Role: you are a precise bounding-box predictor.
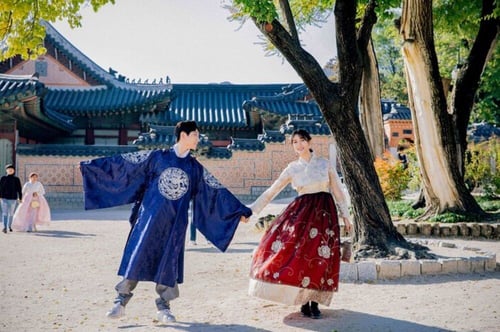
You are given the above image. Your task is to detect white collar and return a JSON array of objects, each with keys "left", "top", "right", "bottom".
[{"left": 173, "top": 144, "right": 190, "bottom": 158}]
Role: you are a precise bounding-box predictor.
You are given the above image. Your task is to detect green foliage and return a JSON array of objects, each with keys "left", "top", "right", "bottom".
[
  {"left": 476, "top": 197, "right": 500, "bottom": 212},
  {"left": 386, "top": 200, "right": 424, "bottom": 219},
  {"left": 0, "top": 0, "right": 115, "bottom": 61},
  {"left": 473, "top": 44, "right": 500, "bottom": 125},
  {"left": 374, "top": 152, "right": 411, "bottom": 201},
  {"left": 465, "top": 138, "right": 500, "bottom": 198},
  {"left": 231, "top": 0, "right": 278, "bottom": 24},
  {"left": 428, "top": 212, "right": 470, "bottom": 223}
]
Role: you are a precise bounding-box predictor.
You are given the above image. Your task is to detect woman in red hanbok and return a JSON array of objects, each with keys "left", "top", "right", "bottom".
[
  {"left": 12, "top": 173, "right": 51, "bottom": 232},
  {"left": 248, "top": 129, "right": 352, "bottom": 318}
]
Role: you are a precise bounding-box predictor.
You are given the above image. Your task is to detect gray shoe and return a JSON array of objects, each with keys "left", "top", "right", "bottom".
[
  {"left": 106, "top": 303, "right": 125, "bottom": 319},
  {"left": 157, "top": 308, "right": 176, "bottom": 323}
]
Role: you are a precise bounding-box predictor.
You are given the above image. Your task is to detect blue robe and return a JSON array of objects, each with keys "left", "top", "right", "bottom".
[{"left": 80, "top": 149, "right": 252, "bottom": 286}]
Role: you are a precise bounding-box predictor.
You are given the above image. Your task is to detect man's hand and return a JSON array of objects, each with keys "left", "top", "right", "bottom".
[{"left": 240, "top": 216, "right": 249, "bottom": 223}]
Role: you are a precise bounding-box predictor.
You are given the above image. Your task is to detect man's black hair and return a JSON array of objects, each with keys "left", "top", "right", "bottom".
[{"left": 174, "top": 121, "right": 199, "bottom": 142}]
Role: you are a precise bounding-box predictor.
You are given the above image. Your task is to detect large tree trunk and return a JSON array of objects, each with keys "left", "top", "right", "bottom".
[
  {"left": 359, "top": 38, "right": 385, "bottom": 158},
  {"left": 400, "top": 0, "right": 484, "bottom": 217},
  {"left": 252, "top": 0, "right": 432, "bottom": 259}
]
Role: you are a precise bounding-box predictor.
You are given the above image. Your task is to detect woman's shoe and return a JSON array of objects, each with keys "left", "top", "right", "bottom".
[
  {"left": 310, "top": 301, "right": 321, "bottom": 319},
  {"left": 300, "top": 302, "right": 311, "bottom": 317}
]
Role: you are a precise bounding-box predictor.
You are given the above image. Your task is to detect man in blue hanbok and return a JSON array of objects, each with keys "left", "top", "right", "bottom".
[{"left": 80, "top": 121, "right": 252, "bottom": 323}]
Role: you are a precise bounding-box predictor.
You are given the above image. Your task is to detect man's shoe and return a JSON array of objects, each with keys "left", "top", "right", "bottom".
[
  {"left": 106, "top": 303, "right": 125, "bottom": 319},
  {"left": 157, "top": 309, "right": 176, "bottom": 323},
  {"left": 9, "top": 228, "right": 12, "bottom": 232},
  {"left": 2, "top": 228, "right": 6, "bottom": 233},
  {"left": 310, "top": 301, "right": 321, "bottom": 319},
  {"left": 300, "top": 303, "right": 311, "bottom": 317}
]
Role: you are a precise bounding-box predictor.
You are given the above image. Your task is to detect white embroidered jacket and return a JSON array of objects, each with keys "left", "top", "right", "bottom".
[{"left": 249, "top": 154, "right": 349, "bottom": 217}]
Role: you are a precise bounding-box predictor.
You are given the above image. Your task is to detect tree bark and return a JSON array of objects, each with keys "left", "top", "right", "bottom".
[
  {"left": 359, "top": 38, "right": 385, "bottom": 158},
  {"left": 400, "top": 0, "right": 484, "bottom": 217}
]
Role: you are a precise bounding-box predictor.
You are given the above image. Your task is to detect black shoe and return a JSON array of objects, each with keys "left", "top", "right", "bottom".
[
  {"left": 2, "top": 228, "right": 6, "bottom": 234},
  {"left": 9, "top": 228, "right": 12, "bottom": 232},
  {"left": 310, "top": 301, "right": 321, "bottom": 319},
  {"left": 300, "top": 303, "right": 311, "bottom": 317}
]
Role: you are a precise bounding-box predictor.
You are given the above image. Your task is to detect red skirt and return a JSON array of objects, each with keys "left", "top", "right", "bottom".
[{"left": 249, "top": 192, "right": 341, "bottom": 306}]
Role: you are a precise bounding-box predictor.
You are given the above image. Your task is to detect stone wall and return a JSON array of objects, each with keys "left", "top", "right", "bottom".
[{"left": 16, "top": 135, "right": 333, "bottom": 209}]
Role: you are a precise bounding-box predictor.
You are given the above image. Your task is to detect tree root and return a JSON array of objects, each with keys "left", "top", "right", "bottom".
[{"left": 355, "top": 240, "right": 436, "bottom": 260}]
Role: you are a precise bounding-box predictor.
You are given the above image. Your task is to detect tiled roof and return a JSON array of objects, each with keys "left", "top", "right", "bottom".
[
  {"left": 44, "top": 84, "right": 172, "bottom": 116},
  {"left": 242, "top": 84, "right": 322, "bottom": 117},
  {"left": 140, "top": 83, "right": 303, "bottom": 128},
  {"left": 16, "top": 144, "right": 138, "bottom": 157},
  {"left": 258, "top": 129, "right": 286, "bottom": 143},
  {"left": 228, "top": 138, "right": 265, "bottom": 151},
  {"left": 280, "top": 115, "right": 332, "bottom": 135},
  {"left": 0, "top": 74, "right": 75, "bottom": 134},
  {"left": 383, "top": 105, "right": 412, "bottom": 120}
]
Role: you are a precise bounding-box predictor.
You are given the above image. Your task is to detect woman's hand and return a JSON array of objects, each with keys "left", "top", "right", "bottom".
[{"left": 341, "top": 217, "right": 352, "bottom": 234}]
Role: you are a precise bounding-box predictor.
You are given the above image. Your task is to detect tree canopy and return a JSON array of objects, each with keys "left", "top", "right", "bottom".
[{"left": 0, "top": 0, "right": 114, "bottom": 61}]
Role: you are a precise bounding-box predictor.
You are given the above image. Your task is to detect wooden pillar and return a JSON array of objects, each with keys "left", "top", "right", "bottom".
[
  {"left": 85, "top": 126, "right": 95, "bottom": 145},
  {"left": 118, "top": 126, "right": 128, "bottom": 145}
]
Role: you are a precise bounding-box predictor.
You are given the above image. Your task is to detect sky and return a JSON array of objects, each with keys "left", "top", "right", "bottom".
[{"left": 52, "top": 0, "right": 337, "bottom": 84}]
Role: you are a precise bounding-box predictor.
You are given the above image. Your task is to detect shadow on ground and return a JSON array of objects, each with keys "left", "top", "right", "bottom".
[
  {"left": 283, "top": 309, "right": 453, "bottom": 332},
  {"left": 118, "top": 322, "right": 272, "bottom": 331}
]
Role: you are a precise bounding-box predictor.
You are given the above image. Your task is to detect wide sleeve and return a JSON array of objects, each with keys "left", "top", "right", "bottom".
[
  {"left": 80, "top": 150, "right": 153, "bottom": 210},
  {"left": 328, "top": 167, "right": 350, "bottom": 218},
  {"left": 248, "top": 167, "right": 292, "bottom": 215},
  {"left": 192, "top": 166, "right": 252, "bottom": 252}
]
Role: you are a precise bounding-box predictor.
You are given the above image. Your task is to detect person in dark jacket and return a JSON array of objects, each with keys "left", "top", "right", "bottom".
[{"left": 0, "top": 164, "right": 23, "bottom": 233}]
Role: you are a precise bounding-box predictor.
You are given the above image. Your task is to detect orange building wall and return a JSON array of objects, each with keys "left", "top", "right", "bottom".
[{"left": 384, "top": 119, "right": 414, "bottom": 151}]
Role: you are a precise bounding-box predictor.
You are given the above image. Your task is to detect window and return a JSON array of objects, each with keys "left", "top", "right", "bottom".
[
  {"left": 35, "top": 61, "right": 48, "bottom": 76},
  {"left": 403, "top": 129, "right": 412, "bottom": 135},
  {"left": 392, "top": 132, "right": 399, "bottom": 137}
]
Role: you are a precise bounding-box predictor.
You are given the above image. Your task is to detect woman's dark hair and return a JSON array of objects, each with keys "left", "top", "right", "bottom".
[
  {"left": 291, "top": 129, "right": 312, "bottom": 142},
  {"left": 291, "top": 129, "right": 313, "bottom": 152},
  {"left": 174, "top": 121, "right": 199, "bottom": 142}
]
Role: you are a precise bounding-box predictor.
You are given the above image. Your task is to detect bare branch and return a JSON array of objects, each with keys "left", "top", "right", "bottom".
[{"left": 277, "top": 0, "right": 299, "bottom": 44}]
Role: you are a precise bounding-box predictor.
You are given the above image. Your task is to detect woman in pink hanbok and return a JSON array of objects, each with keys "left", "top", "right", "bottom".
[{"left": 12, "top": 173, "right": 51, "bottom": 232}]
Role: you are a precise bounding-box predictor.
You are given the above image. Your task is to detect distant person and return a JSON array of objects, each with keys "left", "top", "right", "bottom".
[
  {"left": 247, "top": 129, "right": 352, "bottom": 319},
  {"left": 12, "top": 172, "right": 51, "bottom": 232},
  {"left": 0, "top": 164, "right": 23, "bottom": 233},
  {"left": 80, "top": 121, "right": 252, "bottom": 323},
  {"left": 397, "top": 146, "right": 408, "bottom": 169}
]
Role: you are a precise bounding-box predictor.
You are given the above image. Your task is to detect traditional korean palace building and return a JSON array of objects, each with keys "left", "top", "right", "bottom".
[{"left": 0, "top": 21, "right": 412, "bottom": 208}]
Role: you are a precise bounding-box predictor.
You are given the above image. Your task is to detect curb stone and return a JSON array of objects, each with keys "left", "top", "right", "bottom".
[{"left": 340, "top": 239, "right": 497, "bottom": 282}]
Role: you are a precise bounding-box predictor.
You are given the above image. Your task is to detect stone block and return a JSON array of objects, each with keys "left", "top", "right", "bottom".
[
  {"left": 340, "top": 263, "right": 358, "bottom": 282},
  {"left": 470, "top": 257, "right": 485, "bottom": 272},
  {"left": 419, "top": 223, "right": 432, "bottom": 236},
  {"left": 357, "top": 261, "right": 377, "bottom": 282},
  {"left": 401, "top": 260, "right": 421, "bottom": 277},
  {"left": 440, "top": 226, "right": 451, "bottom": 237},
  {"left": 378, "top": 261, "right": 401, "bottom": 279},
  {"left": 480, "top": 224, "right": 493, "bottom": 238},
  {"left": 439, "top": 258, "right": 458, "bottom": 274},
  {"left": 457, "top": 258, "right": 471, "bottom": 273},
  {"left": 420, "top": 259, "right": 442, "bottom": 275},
  {"left": 396, "top": 223, "right": 407, "bottom": 235},
  {"left": 449, "top": 224, "right": 459, "bottom": 237},
  {"left": 458, "top": 223, "right": 469, "bottom": 237},
  {"left": 431, "top": 224, "right": 441, "bottom": 236},
  {"left": 469, "top": 223, "right": 481, "bottom": 237},
  {"left": 406, "top": 223, "right": 418, "bottom": 235},
  {"left": 484, "top": 253, "right": 497, "bottom": 272}
]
